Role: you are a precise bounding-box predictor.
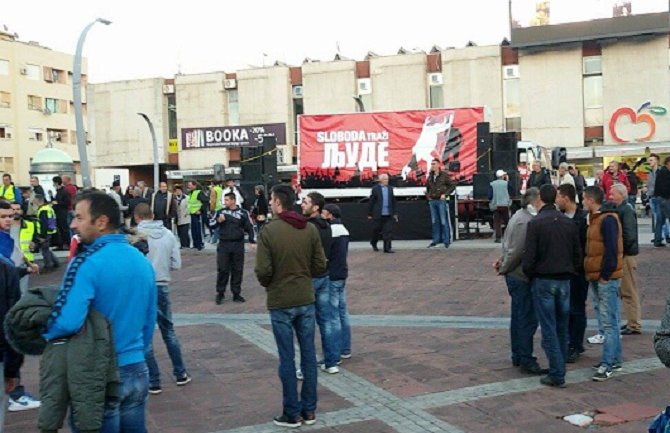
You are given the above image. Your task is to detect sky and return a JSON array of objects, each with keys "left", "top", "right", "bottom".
[{"left": 3, "top": 0, "right": 512, "bottom": 83}]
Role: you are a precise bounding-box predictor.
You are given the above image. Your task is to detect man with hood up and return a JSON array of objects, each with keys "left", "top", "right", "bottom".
[{"left": 134, "top": 203, "right": 191, "bottom": 395}]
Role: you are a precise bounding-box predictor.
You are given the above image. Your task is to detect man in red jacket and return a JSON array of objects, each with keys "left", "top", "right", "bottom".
[{"left": 600, "top": 161, "right": 630, "bottom": 198}]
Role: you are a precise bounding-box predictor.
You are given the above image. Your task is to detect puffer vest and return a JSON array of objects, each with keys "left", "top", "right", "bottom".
[{"left": 584, "top": 210, "right": 623, "bottom": 282}]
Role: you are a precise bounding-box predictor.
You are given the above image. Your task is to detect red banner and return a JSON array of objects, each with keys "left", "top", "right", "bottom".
[{"left": 299, "top": 108, "right": 484, "bottom": 188}]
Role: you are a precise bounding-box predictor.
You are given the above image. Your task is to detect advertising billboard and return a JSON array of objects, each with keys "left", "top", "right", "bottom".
[
  {"left": 181, "top": 123, "right": 286, "bottom": 150},
  {"left": 510, "top": 0, "right": 670, "bottom": 48},
  {"left": 299, "top": 108, "right": 484, "bottom": 188}
]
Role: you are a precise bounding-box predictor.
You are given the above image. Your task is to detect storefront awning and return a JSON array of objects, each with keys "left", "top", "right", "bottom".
[{"left": 593, "top": 141, "right": 670, "bottom": 157}]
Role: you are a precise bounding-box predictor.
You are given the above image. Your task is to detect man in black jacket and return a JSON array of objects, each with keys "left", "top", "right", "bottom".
[
  {"left": 211, "top": 193, "right": 255, "bottom": 304},
  {"left": 367, "top": 174, "right": 398, "bottom": 253},
  {"left": 426, "top": 159, "right": 456, "bottom": 248},
  {"left": 151, "top": 182, "right": 177, "bottom": 230},
  {"left": 522, "top": 185, "right": 581, "bottom": 388},
  {"left": 0, "top": 200, "right": 24, "bottom": 426},
  {"left": 653, "top": 156, "right": 670, "bottom": 247},
  {"left": 607, "top": 184, "right": 641, "bottom": 335},
  {"left": 527, "top": 161, "right": 552, "bottom": 190},
  {"left": 556, "top": 184, "right": 589, "bottom": 363},
  {"left": 51, "top": 176, "right": 71, "bottom": 250}
]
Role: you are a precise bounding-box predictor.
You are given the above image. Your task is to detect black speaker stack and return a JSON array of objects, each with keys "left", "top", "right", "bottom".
[{"left": 475, "top": 123, "right": 520, "bottom": 199}]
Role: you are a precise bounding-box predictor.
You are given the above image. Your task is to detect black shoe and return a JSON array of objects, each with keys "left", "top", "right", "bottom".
[
  {"left": 383, "top": 250, "right": 395, "bottom": 254},
  {"left": 566, "top": 351, "right": 580, "bottom": 363},
  {"left": 520, "top": 364, "right": 549, "bottom": 375},
  {"left": 621, "top": 327, "right": 641, "bottom": 335},
  {"left": 370, "top": 242, "right": 379, "bottom": 252},
  {"left": 427, "top": 243, "right": 437, "bottom": 248},
  {"left": 273, "top": 414, "right": 302, "bottom": 428},
  {"left": 215, "top": 294, "right": 224, "bottom": 305},
  {"left": 233, "top": 295, "right": 246, "bottom": 303},
  {"left": 444, "top": 243, "right": 450, "bottom": 248},
  {"left": 301, "top": 411, "right": 316, "bottom": 426},
  {"left": 654, "top": 242, "right": 666, "bottom": 247},
  {"left": 620, "top": 324, "right": 628, "bottom": 330},
  {"left": 540, "top": 375, "right": 566, "bottom": 388},
  {"left": 666, "top": 237, "right": 670, "bottom": 244},
  {"left": 494, "top": 238, "right": 501, "bottom": 243},
  {"left": 148, "top": 385, "right": 162, "bottom": 395}
]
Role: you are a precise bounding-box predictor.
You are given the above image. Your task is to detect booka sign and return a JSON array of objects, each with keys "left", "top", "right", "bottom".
[{"left": 181, "top": 123, "right": 286, "bottom": 149}]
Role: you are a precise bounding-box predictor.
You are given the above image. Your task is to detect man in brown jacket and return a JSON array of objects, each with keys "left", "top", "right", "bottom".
[
  {"left": 426, "top": 159, "right": 456, "bottom": 248},
  {"left": 255, "top": 184, "right": 327, "bottom": 428},
  {"left": 582, "top": 186, "right": 624, "bottom": 382}
]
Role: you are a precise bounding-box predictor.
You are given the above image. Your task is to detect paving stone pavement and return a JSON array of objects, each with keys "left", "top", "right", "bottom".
[{"left": 6, "top": 238, "right": 670, "bottom": 432}]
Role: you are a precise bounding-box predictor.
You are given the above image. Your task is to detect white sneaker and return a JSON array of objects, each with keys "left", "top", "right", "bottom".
[
  {"left": 320, "top": 365, "right": 339, "bottom": 374},
  {"left": 8, "top": 395, "right": 41, "bottom": 412},
  {"left": 296, "top": 368, "right": 304, "bottom": 380},
  {"left": 587, "top": 334, "right": 605, "bottom": 344}
]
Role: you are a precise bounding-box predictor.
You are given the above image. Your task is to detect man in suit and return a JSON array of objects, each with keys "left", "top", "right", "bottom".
[{"left": 367, "top": 173, "right": 398, "bottom": 253}]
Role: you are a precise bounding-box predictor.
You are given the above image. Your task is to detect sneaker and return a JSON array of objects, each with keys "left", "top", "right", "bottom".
[
  {"left": 296, "top": 368, "right": 304, "bottom": 380},
  {"left": 233, "top": 295, "right": 246, "bottom": 303},
  {"left": 148, "top": 386, "right": 162, "bottom": 395},
  {"left": 540, "top": 375, "right": 566, "bottom": 388},
  {"left": 620, "top": 327, "right": 641, "bottom": 335},
  {"left": 273, "top": 414, "right": 302, "bottom": 428},
  {"left": 427, "top": 243, "right": 437, "bottom": 248},
  {"left": 340, "top": 352, "right": 352, "bottom": 359},
  {"left": 444, "top": 243, "right": 450, "bottom": 248},
  {"left": 566, "top": 351, "right": 580, "bottom": 363},
  {"left": 587, "top": 334, "right": 605, "bottom": 344},
  {"left": 176, "top": 374, "right": 191, "bottom": 386},
  {"left": 318, "top": 359, "right": 342, "bottom": 367},
  {"left": 591, "top": 362, "right": 623, "bottom": 372},
  {"left": 592, "top": 365, "right": 613, "bottom": 381},
  {"left": 320, "top": 365, "right": 340, "bottom": 374},
  {"left": 302, "top": 411, "right": 317, "bottom": 425},
  {"left": 8, "top": 395, "right": 41, "bottom": 411}
]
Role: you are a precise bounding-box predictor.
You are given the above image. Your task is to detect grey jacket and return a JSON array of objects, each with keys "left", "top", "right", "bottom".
[
  {"left": 654, "top": 294, "right": 670, "bottom": 367},
  {"left": 137, "top": 220, "right": 181, "bottom": 284},
  {"left": 175, "top": 194, "right": 191, "bottom": 226},
  {"left": 489, "top": 179, "right": 511, "bottom": 211},
  {"left": 499, "top": 208, "right": 534, "bottom": 282}
]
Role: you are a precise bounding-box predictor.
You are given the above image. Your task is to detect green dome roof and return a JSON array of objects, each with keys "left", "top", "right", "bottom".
[{"left": 32, "top": 148, "right": 74, "bottom": 165}]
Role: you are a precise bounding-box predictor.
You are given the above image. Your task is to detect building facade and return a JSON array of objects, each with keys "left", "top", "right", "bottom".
[{"left": 0, "top": 29, "right": 87, "bottom": 185}]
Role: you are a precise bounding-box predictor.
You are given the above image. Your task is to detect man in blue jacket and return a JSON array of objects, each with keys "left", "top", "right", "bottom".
[{"left": 44, "top": 192, "right": 156, "bottom": 432}]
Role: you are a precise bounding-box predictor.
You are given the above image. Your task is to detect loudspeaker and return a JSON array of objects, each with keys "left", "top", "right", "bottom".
[
  {"left": 473, "top": 172, "right": 493, "bottom": 199},
  {"left": 477, "top": 148, "right": 491, "bottom": 173},
  {"left": 551, "top": 147, "right": 567, "bottom": 169},
  {"left": 493, "top": 150, "right": 517, "bottom": 174},
  {"left": 477, "top": 122, "right": 491, "bottom": 151},
  {"left": 241, "top": 146, "right": 263, "bottom": 183},
  {"left": 506, "top": 171, "right": 520, "bottom": 198},
  {"left": 493, "top": 132, "right": 516, "bottom": 152},
  {"left": 261, "top": 136, "right": 278, "bottom": 183}
]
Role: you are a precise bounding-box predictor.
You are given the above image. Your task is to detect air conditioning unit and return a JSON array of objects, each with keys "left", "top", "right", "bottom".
[
  {"left": 428, "top": 73, "right": 443, "bottom": 86},
  {"left": 357, "top": 78, "right": 372, "bottom": 95},
  {"left": 503, "top": 65, "right": 519, "bottom": 79},
  {"left": 224, "top": 79, "right": 237, "bottom": 89},
  {"left": 292, "top": 85, "right": 303, "bottom": 98},
  {"left": 19, "top": 67, "right": 27, "bottom": 75},
  {"left": 162, "top": 84, "right": 174, "bottom": 94}
]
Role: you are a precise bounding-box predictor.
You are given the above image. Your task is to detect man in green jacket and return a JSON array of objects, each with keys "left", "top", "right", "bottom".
[{"left": 255, "top": 184, "right": 327, "bottom": 428}]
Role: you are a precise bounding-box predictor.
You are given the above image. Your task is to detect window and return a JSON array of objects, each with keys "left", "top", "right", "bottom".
[
  {"left": 167, "top": 95, "right": 177, "bottom": 139},
  {"left": 293, "top": 97, "right": 304, "bottom": 145},
  {"left": 583, "top": 75, "right": 603, "bottom": 109},
  {"left": 503, "top": 78, "right": 521, "bottom": 118},
  {"left": 47, "top": 129, "right": 68, "bottom": 143},
  {"left": 429, "top": 86, "right": 444, "bottom": 108},
  {"left": 0, "top": 60, "right": 8, "bottom": 76},
  {"left": 25, "top": 64, "right": 40, "bottom": 80},
  {"left": 45, "top": 98, "right": 57, "bottom": 113},
  {"left": 0, "top": 91, "right": 10, "bottom": 108},
  {"left": 27, "top": 95, "right": 42, "bottom": 111},
  {"left": 227, "top": 90, "right": 239, "bottom": 125},
  {"left": 0, "top": 157, "right": 14, "bottom": 173},
  {"left": 28, "top": 128, "right": 44, "bottom": 141},
  {"left": 583, "top": 56, "right": 602, "bottom": 75},
  {"left": 0, "top": 126, "right": 12, "bottom": 139}
]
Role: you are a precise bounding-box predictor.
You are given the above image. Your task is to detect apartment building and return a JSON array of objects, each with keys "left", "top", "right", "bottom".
[{"left": 0, "top": 29, "right": 86, "bottom": 185}]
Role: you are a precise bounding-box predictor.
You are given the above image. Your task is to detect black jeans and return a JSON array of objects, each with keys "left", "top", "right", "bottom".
[
  {"left": 55, "top": 209, "right": 70, "bottom": 248},
  {"left": 371, "top": 216, "right": 394, "bottom": 251},
  {"left": 216, "top": 241, "right": 245, "bottom": 296},
  {"left": 568, "top": 274, "right": 588, "bottom": 354},
  {"left": 493, "top": 206, "right": 510, "bottom": 241},
  {"left": 177, "top": 224, "right": 190, "bottom": 248}
]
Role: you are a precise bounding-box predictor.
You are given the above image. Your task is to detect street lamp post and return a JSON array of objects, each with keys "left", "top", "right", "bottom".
[
  {"left": 73, "top": 18, "right": 111, "bottom": 188},
  {"left": 137, "top": 113, "right": 159, "bottom": 189}
]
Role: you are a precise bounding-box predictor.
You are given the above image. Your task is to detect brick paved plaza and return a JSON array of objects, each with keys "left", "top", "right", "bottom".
[{"left": 6, "top": 236, "right": 670, "bottom": 433}]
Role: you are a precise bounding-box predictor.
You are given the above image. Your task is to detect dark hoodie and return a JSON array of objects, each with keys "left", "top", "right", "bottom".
[
  {"left": 307, "top": 216, "right": 332, "bottom": 277},
  {"left": 255, "top": 211, "right": 327, "bottom": 310}
]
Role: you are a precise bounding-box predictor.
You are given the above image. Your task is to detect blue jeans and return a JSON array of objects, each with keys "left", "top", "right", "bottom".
[
  {"left": 330, "top": 279, "right": 352, "bottom": 355},
  {"left": 270, "top": 305, "right": 317, "bottom": 418},
  {"left": 505, "top": 275, "right": 538, "bottom": 367},
  {"left": 190, "top": 214, "right": 203, "bottom": 249},
  {"left": 70, "top": 362, "right": 149, "bottom": 433},
  {"left": 592, "top": 280, "right": 623, "bottom": 368},
  {"left": 428, "top": 199, "right": 451, "bottom": 245},
  {"left": 313, "top": 276, "right": 341, "bottom": 367},
  {"left": 652, "top": 197, "right": 670, "bottom": 242},
  {"left": 145, "top": 285, "right": 187, "bottom": 387},
  {"left": 531, "top": 278, "right": 570, "bottom": 381}
]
